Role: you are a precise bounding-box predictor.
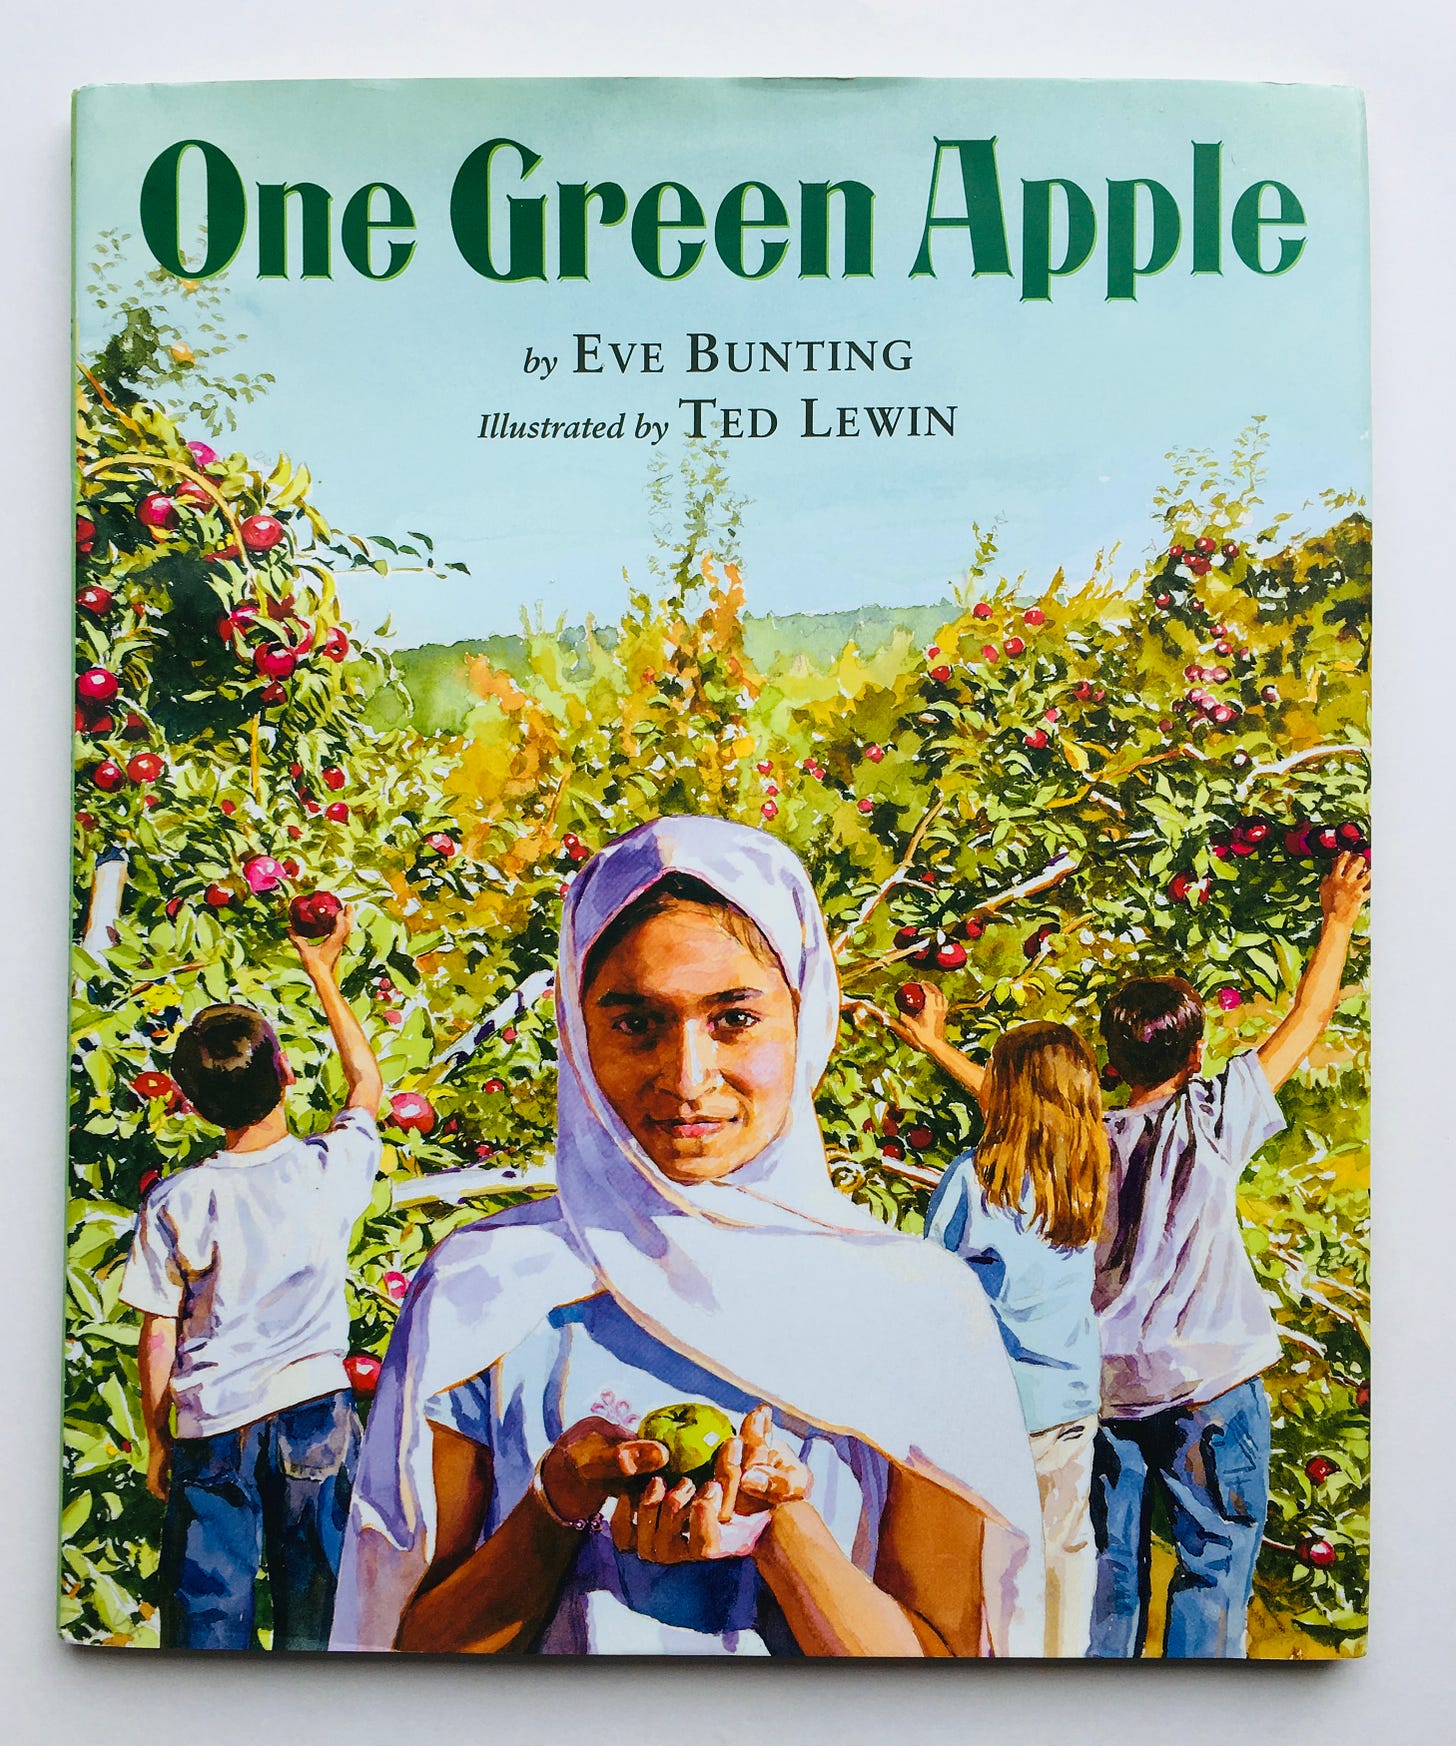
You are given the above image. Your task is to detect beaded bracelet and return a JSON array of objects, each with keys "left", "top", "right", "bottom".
[{"left": 530, "top": 1456, "right": 599, "bottom": 1533}]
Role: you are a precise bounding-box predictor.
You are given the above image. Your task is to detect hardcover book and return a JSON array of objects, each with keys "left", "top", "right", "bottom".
[{"left": 66, "top": 77, "right": 1371, "bottom": 1658}]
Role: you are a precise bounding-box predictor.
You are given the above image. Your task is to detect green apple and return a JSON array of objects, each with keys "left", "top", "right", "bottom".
[{"left": 637, "top": 1402, "right": 735, "bottom": 1482}]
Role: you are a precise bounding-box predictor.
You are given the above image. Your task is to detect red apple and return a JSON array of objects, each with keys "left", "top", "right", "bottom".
[
  {"left": 76, "top": 515, "right": 96, "bottom": 552},
  {"left": 1154, "top": 593, "right": 1172, "bottom": 608},
  {"left": 1023, "top": 607, "right": 1046, "bottom": 627},
  {"left": 863, "top": 744, "right": 884, "bottom": 763},
  {"left": 972, "top": 602, "right": 993, "bottom": 620},
  {"left": 1194, "top": 536, "right": 1217, "bottom": 555},
  {"left": 934, "top": 941, "right": 967, "bottom": 971},
  {"left": 1024, "top": 729, "right": 1049, "bottom": 750},
  {"left": 281, "top": 858, "right": 300, "bottom": 878},
  {"left": 1216, "top": 987, "right": 1243, "bottom": 1012},
  {"left": 483, "top": 1078, "right": 506, "bottom": 1096},
  {"left": 253, "top": 643, "right": 297, "bottom": 680},
  {"left": 133, "top": 1071, "right": 174, "bottom": 1100},
  {"left": 259, "top": 680, "right": 287, "bottom": 705},
  {"left": 1168, "top": 544, "right": 1186, "bottom": 559},
  {"left": 175, "top": 478, "right": 213, "bottom": 508},
  {"left": 187, "top": 440, "right": 218, "bottom": 468},
  {"left": 1305, "top": 1456, "right": 1337, "bottom": 1484},
  {"left": 1312, "top": 826, "right": 1340, "bottom": 855},
  {"left": 324, "top": 801, "right": 349, "bottom": 825},
  {"left": 963, "top": 916, "right": 986, "bottom": 941},
  {"left": 980, "top": 645, "right": 999, "bottom": 664},
  {"left": 344, "top": 1352, "right": 382, "bottom": 1396},
  {"left": 755, "top": 760, "right": 773, "bottom": 775},
  {"left": 930, "top": 664, "right": 953, "bottom": 683},
  {"left": 761, "top": 799, "right": 778, "bottom": 820},
  {"left": 77, "top": 667, "right": 119, "bottom": 704},
  {"left": 77, "top": 586, "right": 113, "bottom": 616},
  {"left": 92, "top": 759, "right": 126, "bottom": 792},
  {"left": 242, "top": 855, "right": 286, "bottom": 895},
  {"left": 289, "top": 890, "right": 343, "bottom": 938},
  {"left": 389, "top": 1092, "right": 436, "bottom": 1135},
  {"left": 426, "top": 831, "right": 459, "bottom": 857},
  {"left": 321, "top": 766, "right": 346, "bottom": 792},
  {"left": 1003, "top": 636, "right": 1026, "bottom": 657},
  {"left": 906, "top": 1124, "right": 935, "bottom": 1151},
  {"left": 120, "top": 712, "right": 148, "bottom": 741},
  {"left": 382, "top": 1270, "right": 410, "bottom": 1303},
  {"left": 894, "top": 926, "right": 922, "bottom": 950},
  {"left": 240, "top": 513, "right": 285, "bottom": 552},
  {"left": 321, "top": 626, "right": 350, "bottom": 662},
  {"left": 1222, "top": 541, "right": 1240, "bottom": 558},
  {"left": 126, "top": 752, "right": 164, "bottom": 784},
  {"left": 879, "top": 1137, "right": 906, "bottom": 1160},
  {"left": 204, "top": 883, "right": 234, "bottom": 908},
  {"left": 894, "top": 982, "right": 928, "bottom": 1018},
  {"left": 136, "top": 493, "right": 179, "bottom": 530},
  {"left": 926, "top": 645, "right": 940, "bottom": 659},
  {"left": 219, "top": 799, "right": 237, "bottom": 815},
  {"left": 1296, "top": 1538, "right": 1337, "bottom": 1569},
  {"left": 856, "top": 797, "right": 874, "bottom": 815},
  {"left": 1023, "top": 923, "right": 1058, "bottom": 960},
  {"left": 1189, "top": 556, "right": 1212, "bottom": 576},
  {"left": 1285, "top": 824, "right": 1315, "bottom": 858},
  {"left": 1169, "top": 871, "right": 1208, "bottom": 905}
]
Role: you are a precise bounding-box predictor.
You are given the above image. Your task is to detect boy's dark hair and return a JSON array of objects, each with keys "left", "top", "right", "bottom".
[
  {"left": 1101, "top": 977, "right": 1205, "bottom": 1088},
  {"left": 172, "top": 1005, "right": 288, "bottom": 1130}
]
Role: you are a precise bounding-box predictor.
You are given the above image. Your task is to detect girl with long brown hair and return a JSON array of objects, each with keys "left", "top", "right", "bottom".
[{"left": 867, "top": 987, "right": 1109, "bottom": 1657}]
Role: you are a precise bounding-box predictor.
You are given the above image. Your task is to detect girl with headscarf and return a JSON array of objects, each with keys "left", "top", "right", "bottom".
[{"left": 330, "top": 817, "right": 1043, "bottom": 1656}]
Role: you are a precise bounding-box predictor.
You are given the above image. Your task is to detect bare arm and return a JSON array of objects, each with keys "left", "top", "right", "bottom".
[
  {"left": 1257, "top": 854, "right": 1370, "bottom": 1092},
  {"left": 137, "top": 1313, "right": 178, "bottom": 1502},
  {"left": 396, "top": 1417, "right": 668, "bottom": 1654},
  {"left": 754, "top": 1464, "right": 986, "bottom": 1657},
  {"left": 846, "top": 985, "right": 986, "bottom": 1100},
  {"left": 290, "top": 905, "right": 384, "bottom": 1115}
]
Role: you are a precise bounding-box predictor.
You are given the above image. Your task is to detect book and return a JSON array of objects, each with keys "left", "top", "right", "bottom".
[{"left": 67, "top": 76, "right": 1371, "bottom": 1658}]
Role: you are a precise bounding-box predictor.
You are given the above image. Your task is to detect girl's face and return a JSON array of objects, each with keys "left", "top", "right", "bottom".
[{"left": 582, "top": 901, "right": 799, "bottom": 1185}]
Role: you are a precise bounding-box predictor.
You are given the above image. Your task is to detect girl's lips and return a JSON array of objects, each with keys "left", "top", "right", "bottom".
[{"left": 653, "top": 1116, "right": 736, "bottom": 1140}]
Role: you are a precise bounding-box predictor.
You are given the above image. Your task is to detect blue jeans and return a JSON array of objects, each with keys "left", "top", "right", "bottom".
[
  {"left": 1088, "top": 1377, "right": 1270, "bottom": 1659},
  {"left": 160, "top": 1389, "right": 360, "bottom": 1651}
]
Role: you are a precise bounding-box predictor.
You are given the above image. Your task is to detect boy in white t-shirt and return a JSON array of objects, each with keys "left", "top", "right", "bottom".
[
  {"left": 120, "top": 904, "right": 383, "bottom": 1650},
  {"left": 1089, "top": 852, "right": 1370, "bottom": 1658}
]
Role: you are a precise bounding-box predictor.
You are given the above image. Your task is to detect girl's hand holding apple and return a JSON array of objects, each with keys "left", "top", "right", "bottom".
[{"left": 609, "top": 1404, "right": 813, "bottom": 1564}]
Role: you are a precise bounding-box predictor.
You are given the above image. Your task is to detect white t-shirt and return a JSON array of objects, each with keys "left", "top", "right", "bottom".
[
  {"left": 1094, "top": 1051, "right": 1285, "bottom": 1418},
  {"left": 119, "top": 1108, "right": 381, "bottom": 1437}
]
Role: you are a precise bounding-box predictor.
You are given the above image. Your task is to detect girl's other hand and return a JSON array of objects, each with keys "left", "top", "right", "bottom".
[
  {"left": 845, "top": 981, "right": 949, "bottom": 1055},
  {"left": 538, "top": 1416, "right": 669, "bottom": 1524}
]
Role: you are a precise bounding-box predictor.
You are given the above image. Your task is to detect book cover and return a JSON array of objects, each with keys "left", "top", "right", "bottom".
[{"left": 66, "top": 77, "right": 1371, "bottom": 1658}]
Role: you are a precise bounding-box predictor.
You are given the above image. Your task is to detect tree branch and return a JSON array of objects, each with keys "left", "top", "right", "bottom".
[
  {"left": 1235, "top": 742, "right": 1369, "bottom": 798},
  {"left": 829, "top": 795, "right": 945, "bottom": 957}
]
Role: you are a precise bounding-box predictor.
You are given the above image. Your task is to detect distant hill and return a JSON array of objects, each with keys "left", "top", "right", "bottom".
[{"left": 365, "top": 602, "right": 956, "bottom": 734}]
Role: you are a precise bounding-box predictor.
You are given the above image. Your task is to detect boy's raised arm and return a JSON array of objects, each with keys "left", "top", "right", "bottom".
[
  {"left": 845, "top": 983, "right": 987, "bottom": 1100},
  {"left": 290, "top": 904, "right": 385, "bottom": 1116},
  {"left": 1257, "top": 853, "right": 1370, "bottom": 1093}
]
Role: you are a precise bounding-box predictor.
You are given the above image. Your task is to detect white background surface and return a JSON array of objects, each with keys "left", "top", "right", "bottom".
[{"left": 3, "top": 3, "right": 1452, "bottom": 1739}]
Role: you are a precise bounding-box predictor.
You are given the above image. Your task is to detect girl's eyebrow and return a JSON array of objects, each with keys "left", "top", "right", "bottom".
[{"left": 594, "top": 986, "right": 767, "bottom": 1008}]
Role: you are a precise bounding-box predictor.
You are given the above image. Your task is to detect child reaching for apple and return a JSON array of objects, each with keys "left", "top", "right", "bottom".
[
  {"left": 848, "top": 995, "right": 1109, "bottom": 1657},
  {"left": 858, "top": 849, "right": 1371, "bottom": 1659},
  {"left": 119, "top": 902, "right": 384, "bottom": 1651}
]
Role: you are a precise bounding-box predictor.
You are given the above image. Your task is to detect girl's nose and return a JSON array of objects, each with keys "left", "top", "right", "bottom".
[{"left": 662, "top": 1019, "right": 721, "bottom": 1101}]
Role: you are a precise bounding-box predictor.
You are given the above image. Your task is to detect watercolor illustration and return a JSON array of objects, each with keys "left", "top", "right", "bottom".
[{"left": 65, "top": 78, "right": 1370, "bottom": 1658}]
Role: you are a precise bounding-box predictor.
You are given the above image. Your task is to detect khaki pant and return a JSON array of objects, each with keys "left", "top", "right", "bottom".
[{"left": 1029, "top": 1413, "right": 1098, "bottom": 1658}]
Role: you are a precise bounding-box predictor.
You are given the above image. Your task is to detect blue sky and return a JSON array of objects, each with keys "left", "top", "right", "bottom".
[{"left": 73, "top": 78, "right": 1369, "bottom": 647}]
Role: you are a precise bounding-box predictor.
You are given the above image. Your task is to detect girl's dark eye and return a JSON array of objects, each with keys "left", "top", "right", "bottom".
[
  {"left": 611, "top": 1013, "right": 656, "bottom": 1038},
  {"left": 717, "top": 1008, "right": 760, "bottom": 1032}
]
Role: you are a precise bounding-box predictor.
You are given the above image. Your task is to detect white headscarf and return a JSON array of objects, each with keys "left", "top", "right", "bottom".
[{"left": 331, "top": 817, "right": 1043, "bottom": 1655}]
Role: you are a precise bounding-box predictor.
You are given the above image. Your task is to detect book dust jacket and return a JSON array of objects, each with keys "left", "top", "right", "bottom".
[{"left": 66, "top": 78, "right": 1371, "bottom": 1659}]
